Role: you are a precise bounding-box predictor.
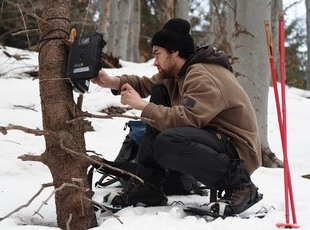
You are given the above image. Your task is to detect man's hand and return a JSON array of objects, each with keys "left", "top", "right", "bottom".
[
  {"left": 91, "top": 69, "right": 120, "bottom": 90},
  {"left": 120, "top": 83, "right": 148, "bottom": 110}
]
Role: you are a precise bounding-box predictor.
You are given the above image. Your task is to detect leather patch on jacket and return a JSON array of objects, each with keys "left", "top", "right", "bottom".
[{"left": 182, "top": 97, "right": 196, "bottom": 109}]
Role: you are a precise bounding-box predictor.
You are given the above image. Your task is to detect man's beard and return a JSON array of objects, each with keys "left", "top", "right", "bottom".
[
  {"left": 159, "top": 69, "right": 175, "bottom": 80},
  {"left": 158, "top": 57, "right": 176, "bottom": 79}
]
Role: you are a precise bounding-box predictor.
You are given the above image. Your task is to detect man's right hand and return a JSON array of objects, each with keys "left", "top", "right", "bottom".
[{"left": 91, "top": 69, "right": 120, "bottom": 90}]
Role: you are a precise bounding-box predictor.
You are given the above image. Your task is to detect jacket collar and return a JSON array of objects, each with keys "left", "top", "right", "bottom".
[{"left": 178, "top": 46, "right": 233, "bottom": 78}]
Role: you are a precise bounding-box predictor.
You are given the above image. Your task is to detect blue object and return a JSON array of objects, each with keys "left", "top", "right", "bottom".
[{"left": 127, "top": 120, "right": 146, "bottom": 145}]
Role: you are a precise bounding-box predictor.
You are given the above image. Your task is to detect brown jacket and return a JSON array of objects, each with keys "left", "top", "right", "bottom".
[{"left": 117, "top": 47, "right": 261, "bottom": 175}]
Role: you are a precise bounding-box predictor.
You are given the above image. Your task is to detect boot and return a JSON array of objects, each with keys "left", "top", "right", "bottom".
[
  {"left": 219, "top": 183, "right": 263, "bottom": 215},
  {"left": 104, "top": 178, "right": 168, "bottom": 208}
]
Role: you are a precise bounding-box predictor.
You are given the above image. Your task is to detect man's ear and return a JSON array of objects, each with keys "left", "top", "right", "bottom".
[{"left": 172, "top": 50, "right": 179, "bottom": 58}]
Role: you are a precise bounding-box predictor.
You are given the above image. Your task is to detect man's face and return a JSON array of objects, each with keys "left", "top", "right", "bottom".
[{"left": 152, "top": 45, "right": 178, "bottom": 78}]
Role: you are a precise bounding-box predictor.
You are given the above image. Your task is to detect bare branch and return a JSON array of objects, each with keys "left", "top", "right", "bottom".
[
  {"left": 59, "top": 139, "right": 144, "bottom": 183},
  {"left": 83, "top": 197, "right": 123, "bottom": 224},
  {"left": 28, "top": 0, "right": 41, "bottom": 34},
  {"left": 1, "top": 0, "right": 5, "bottom": 15},
  {"left": 283, "top": 0, "right": 303, "bottom": 13},
  {"left": 66, "top": 213, "right": 73, "bottom": 230},
  {"left": 86, "top": 150, "right": 102, "bottom": 156},
  {"left": 0, "top": 183, "right": 54, "bottom": 222},
  {"left": 16, "top": 1, "right": 31, "bottom": 49},
  {"left": 83, "top": 111, "right": 139, "bottom": 120},
  {"left": 13, "top": 104, "right": 38, "bottom": 111},
  {"left": 0, "top": 181, "right": 123, "bottom": 225},
  {"left": 77, "top": 94, "right": 84, "bottom": 111},
  {"left": 34, "top": 182, "right": 84, "bottom": 217},
  {"left": 66, "top": 111, "right": 155, "bottom": 125},
  {"left": 2, "top": 51, "right": 31, "bottom": 60},
  {"left": 234, "top": 21, "right": 255, "bottom": 38},
  {"left": 80, "top": 0, "right": 91, "bottom": 37},
  {"left": 18, "top": 154, "right": 43, "bottom": 162},
  {"left": 11, "top": 29, "right": 39, "bottom": 36},
  {"left": 0, "top": 124, "right": 53, "bottom": 136},
  {"left": 4, "top": 0, "right": 47, "bottom": 23},
  {"left": 34, "top": 181, "right": 123, "bottom": 224}
]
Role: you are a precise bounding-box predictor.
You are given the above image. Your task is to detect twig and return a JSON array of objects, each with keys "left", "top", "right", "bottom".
[
  {"left": 66, "top": 213, "right": 72, "bottom": 230},
  {"left": 34, "top": 181, "right": 123, "bottom": 225},
  {"left": 83, "top": 197, "right": 123, "bottom": 224},
  {"left": 0, "top": 179, "right": 122, "bottom": 224},
  {"left": 0, "top": 124, "right": 52, "bottom": 136},
  {"left": 4, "top": 0, "right": 47, "bottom": 23},
  {"left": 19, "top": 8, "right": 30, "bottom": 49},
  {"left": 59, "top": 139, "right": 144, "bottom": 183},
  {"left": 2, "top": 50, "right": 30, "bottom": 60},
  {"left": 86, "top": 150, "right": 102, "bottom": 156},
  {"left": 77, "top": 94, "right": 84, "bottom": 110},
  {"left": 11, "top": 29, "right": 39, "bottom": 36},
  {"left": 13, "top": 104, "right": 38, "bottom": 112},
  {"left": 18, "top": 154, "right": 43, "bottom": 162},
  {"left": 1, "top": 0, "right": 5, "bottom": 15},
  {"left": 39, "top": 77, "right": 71, "bottom": 82},
  {"left": 34, "top": 182, "right": 84, "bottom": 217},
  {"left": 38, "top": 182, "right": 123, "bottom": 225},
  {"left": 283, "top": 0, "right": 303, "bottom": 13},
  {"left": 7, "top": 0, "right": 32, "bottom": 49},
  {"left": 0, "top": 139, "right": 21, "bottom": 145},
  {"left": 0, "top": 183, "right": 54, "bottom": 222},
  {"left": 66, "top": 111, "right": 155, "bottom": 125},
  {"left": 84, "top": 111, "right": 139, "bottom": 120},
  {"left": 29, "top": 0, "right": 41, "bottom": 34},
  {"left": 80, "top": 0, "right": 91, "bottom": 37}
]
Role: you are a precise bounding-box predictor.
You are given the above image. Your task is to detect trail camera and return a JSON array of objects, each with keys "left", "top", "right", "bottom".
[{"left": 67, "top": 32, "right": 106, "bottom": 93}]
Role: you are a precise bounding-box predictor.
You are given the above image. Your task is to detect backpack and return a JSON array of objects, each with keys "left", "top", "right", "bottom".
[{"left": 88, "top": 120, "right": 207, "bottom": 196}]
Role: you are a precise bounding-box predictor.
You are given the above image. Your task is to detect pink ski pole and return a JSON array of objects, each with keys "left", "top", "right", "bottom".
[{"left": 264, "top": 14, "right": 299, "bottom": 228}]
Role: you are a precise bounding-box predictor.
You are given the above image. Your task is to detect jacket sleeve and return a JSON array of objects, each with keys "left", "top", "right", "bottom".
[
  {"left": 116, "top": 74, "right": 161, "bottom": 98},
  {"left": 141, "top": 65, "right": 226, "bottom": 131}
]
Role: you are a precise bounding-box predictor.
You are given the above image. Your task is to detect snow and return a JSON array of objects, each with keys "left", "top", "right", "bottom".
[{"left": 1, "top": 45, "right": 310, "bottom": 230}]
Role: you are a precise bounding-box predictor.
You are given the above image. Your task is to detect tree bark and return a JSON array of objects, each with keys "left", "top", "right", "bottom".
[
  {"left": 226, "top": 0, "right": 283, "bottom": 168},
  {"left": 99, "top": 0, "right": 111, "bottom": 34},
  {"left": 270, "top": 0, "right": 283, "bottom": 86},
  {"left": 156, "top": 0, "right": 174, "bottom": 23},
  {"left": 127, "top": 0, "right": 141, "bottom": 62},
  {"left": 209, "top": 0, "right": 230, "bottom": 53},
  {"left": 39, "top": 0, "right": 97, "bottom": 229},
  {"left": 306, "top": 0, "right": 310, "bottom": 90},
  {"left": 114, "top": 0, "right": 133, "bottom": 60},
  {"left": 175, "top": 0, "right": 189, "bottom": 20},
  {"left": 106, "top": 0, "right": 118, "bottom": 55}
]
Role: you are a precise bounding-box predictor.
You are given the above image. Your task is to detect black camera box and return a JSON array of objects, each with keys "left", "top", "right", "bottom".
[{"left": 67, "top": 32, "right": 105, "bottom": 81}]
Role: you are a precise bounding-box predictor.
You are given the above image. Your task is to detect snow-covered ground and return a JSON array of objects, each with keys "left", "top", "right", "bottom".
[{"left": 0, "top": 46, "right": 310, "bottom": 229}]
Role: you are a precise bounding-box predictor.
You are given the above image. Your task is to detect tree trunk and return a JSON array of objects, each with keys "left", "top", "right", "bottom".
[
  {"left": 106, "top": 0, "right": 118, "bottom": 55},
  {"left": 226, "top": 0, "right": 283, "bottom": 168},
  {"left": 99, "top": 0, "right": 111, "bottom": 34},
  {"left": 114, "top": 0, "right": 133, "bottom": 60},
  {"left": 127, "top": 0, "right": 141, "bottom": 62},
  {"left": 156, "top": 0, "right": 174, "bottom": 23},
  {"left": 270, "top": 0, "right": 283, "bottom": 86},
  {"left": 175, "top": 0, "right": 190, "bottom": 20},
  {"left": 208, "top": 1, "right": 219, "bottom": 47},
  {"left": 306, "top": 0, "right": 310, "bottom": 90},
  {"left": 39, "top": 0, "right": 97, "bottom": 229},
  {"left": 209, "top": 0, "right": 230, "bottom": 53}
]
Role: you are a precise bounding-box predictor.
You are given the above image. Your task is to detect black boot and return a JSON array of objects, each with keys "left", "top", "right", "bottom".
[
  {"left": 104, "top": 178, "right": 168, "bottom": 208},
  {"left": 213, "top": 160, "right": 263, "bottom": 216},
  {"left": 219, "top": 183, "right": 263, "bottom": 215}
]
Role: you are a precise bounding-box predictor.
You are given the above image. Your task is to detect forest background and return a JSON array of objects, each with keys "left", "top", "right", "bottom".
[
  {"left": 0, "top": 1, "right": 309, "bottom": 229},
  {"left": 0, "top": 0, "right": 308, "bottom": 90}
]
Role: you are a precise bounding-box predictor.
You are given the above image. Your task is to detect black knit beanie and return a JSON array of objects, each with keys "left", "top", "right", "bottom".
[{"left": 151, "top": 18, "right": 195, "bottom": 53}]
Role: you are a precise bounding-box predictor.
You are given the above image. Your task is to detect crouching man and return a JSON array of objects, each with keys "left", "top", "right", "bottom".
[{"left": 92, "top": 18, "right": 262, "bottom": 216}]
